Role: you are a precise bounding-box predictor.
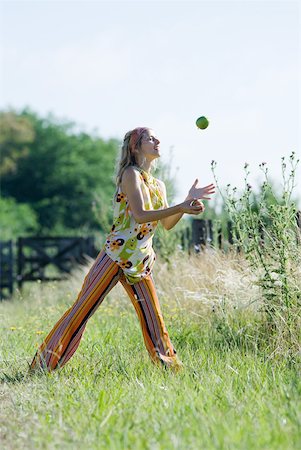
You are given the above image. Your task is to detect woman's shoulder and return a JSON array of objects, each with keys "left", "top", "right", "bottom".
[
  {"left": 122, "top": 166, "right": 141, "bottom": 181},
  {"left": 121, "top": 166, "right": 142, "bottom": 192}
]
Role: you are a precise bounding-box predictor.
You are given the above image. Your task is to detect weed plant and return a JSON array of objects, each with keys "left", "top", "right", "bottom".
[{"left": 212, "top": 152, "right": 301, "bottom": 359}]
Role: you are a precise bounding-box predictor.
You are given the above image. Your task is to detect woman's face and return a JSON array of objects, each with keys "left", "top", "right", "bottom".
[{"left": 139, "top": 129, "right": 161, "bottom": 161}]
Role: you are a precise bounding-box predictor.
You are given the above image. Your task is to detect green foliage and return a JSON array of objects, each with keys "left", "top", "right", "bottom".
[
  {"left": 0, "top": 197, "right": 39, "bottom": 240},
  {"left": 212, "top": 152, "right": 301, "bottom": 355},
  {"left": 1, "top": 109, "right": 118, "bottom": 235},
  {"left": 0, "top": 111, "right": 35, "bottom": 176},
  {"left": 153, "top": 221, "right": 190, "bottom": 263},
  {"left": 91, "top": 188, "right": 114, "bottom": 237}
]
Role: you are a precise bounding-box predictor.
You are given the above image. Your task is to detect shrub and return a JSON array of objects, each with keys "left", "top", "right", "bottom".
[
  {"left": 212, "top": 152, "right": 301, "bottom": 359},
  {"left": 0, "top": 197, "right": 39, "bottom": 240}
]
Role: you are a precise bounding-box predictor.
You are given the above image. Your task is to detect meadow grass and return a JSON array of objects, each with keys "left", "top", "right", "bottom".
[{"left": 1, "top": 252, "right": 300, "bottom": 450}]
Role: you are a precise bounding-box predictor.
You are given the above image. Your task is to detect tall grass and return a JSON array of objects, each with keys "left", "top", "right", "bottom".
[{"left": 1, "top": 251, "right": 301, "bottom": 449}]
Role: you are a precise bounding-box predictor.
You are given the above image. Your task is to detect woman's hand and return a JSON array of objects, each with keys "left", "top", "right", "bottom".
[
  {"left": 180, "top": 198, "right": 205, "bottom": 215},
  {"left": 187, "top": 179, "right": 215, "bottom": 201}
]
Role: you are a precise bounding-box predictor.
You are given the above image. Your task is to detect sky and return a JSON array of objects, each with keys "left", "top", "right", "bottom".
[{"left": 0, "top": 0, "right": 300, "bottom": 204}]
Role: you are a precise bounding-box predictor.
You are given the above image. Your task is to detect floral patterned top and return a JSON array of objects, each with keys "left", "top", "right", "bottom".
[{"left": 104, "top": 166, "right": 164, "bottom": 284}]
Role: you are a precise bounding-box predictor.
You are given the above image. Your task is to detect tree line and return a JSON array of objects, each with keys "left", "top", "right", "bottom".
[
  {"left": 0, "top": 109, "right": 181, "bottom": 249},
  {"left": 0, "top": 109, "right": 120, "bottom": 241},
  {"left": 1, "top": 109, "right": 298, "bottom": 252}
]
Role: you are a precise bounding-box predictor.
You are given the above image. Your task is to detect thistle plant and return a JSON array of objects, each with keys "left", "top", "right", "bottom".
[{"left": 211, "top": 152, "right": 301, "bottom": 355}]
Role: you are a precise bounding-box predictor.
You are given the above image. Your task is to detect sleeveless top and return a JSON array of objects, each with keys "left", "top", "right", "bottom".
[{"left": 103, "top": 166, "right": 165, "bottom": 284}]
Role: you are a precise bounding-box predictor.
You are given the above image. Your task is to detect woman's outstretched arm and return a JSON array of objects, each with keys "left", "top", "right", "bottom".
[
  {"left": 121, "top": 167, "right": 205, "bottom": 224},
  {"left": 157, "top": 179, "right": 216, "bottom": 230}
]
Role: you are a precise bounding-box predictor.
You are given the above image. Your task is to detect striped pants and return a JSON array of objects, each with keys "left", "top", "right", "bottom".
[{"left": 30, "top": 250, "right": 181, "bottom": 372}]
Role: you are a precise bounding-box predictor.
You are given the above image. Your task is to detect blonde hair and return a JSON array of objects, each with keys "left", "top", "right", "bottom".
[{"left": 115, "top": 128, "right": 150, "bottom": 189}]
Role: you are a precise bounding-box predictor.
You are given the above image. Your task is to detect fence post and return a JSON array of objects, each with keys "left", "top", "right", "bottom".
[
  {"left": 0, "top": 240, "right": 14, "bottom": 299},
  {"left": 217, "top": 226, "right": 223, "bottom": 249},
  {"left": 296, "top": 211, "right": 301, "bottom": 244},
  {"left": 192, "top": 219, "right": 213, "bottom": 251},
  {"left": 17, "top": 237, "right": 24, "bottom": 289},
  {"left": 227, "top": 221, "right": 233, "bottom": 245}
]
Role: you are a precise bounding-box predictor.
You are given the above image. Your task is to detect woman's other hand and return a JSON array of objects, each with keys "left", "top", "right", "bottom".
[
  {"left": 187, "top": 179, "right": 215, "bottom": 200},
  {"left": 180, "top": 199, "right": 205, "bottom": 215}
]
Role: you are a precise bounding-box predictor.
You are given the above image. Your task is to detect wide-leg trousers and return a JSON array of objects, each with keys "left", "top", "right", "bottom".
[{"left": 30, "top": 250, "right": 181, "bottom": 371}]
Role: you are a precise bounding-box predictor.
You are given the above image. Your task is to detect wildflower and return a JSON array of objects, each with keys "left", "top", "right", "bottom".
[
  {"left": 36, "top": 330, "right": 44, "bottom": 335},
  {"left": 10, "top": 326, "right": 16, "bottom": 331}
]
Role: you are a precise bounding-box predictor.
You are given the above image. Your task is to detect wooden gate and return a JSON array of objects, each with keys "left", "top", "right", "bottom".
[{"left": 17, "top": 237, "right": 97, "bottom": 288}]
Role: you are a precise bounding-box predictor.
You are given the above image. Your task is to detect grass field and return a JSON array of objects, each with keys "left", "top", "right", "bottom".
[{"left": 1, "top": 252, "right": 300, "bottom": 450}]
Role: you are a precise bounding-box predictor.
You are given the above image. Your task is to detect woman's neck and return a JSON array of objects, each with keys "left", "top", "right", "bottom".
[{"left": 136, "top": 160, "right": 152, "bottom": 173}]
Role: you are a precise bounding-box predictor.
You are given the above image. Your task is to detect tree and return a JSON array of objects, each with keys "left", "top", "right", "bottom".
[
  {"left": 1, "top": 109, "right": 119, "bottom": 234},
  {"left": 0, "top": 197, "right": 39, "bottom": 240},
  {"left": 0, "top": 111, "right": 34, "bottom": 176}
]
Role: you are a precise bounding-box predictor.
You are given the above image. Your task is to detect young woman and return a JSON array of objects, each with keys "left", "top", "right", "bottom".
[{"left": 30, "top": 127, "right": 215, "bottom": 372}]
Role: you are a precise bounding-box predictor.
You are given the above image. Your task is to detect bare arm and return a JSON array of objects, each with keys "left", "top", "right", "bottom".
[
  {"left": 121, "top": 167, "right": 204, "bottom": 224},
  {"left": 158, "top": 179, "right": 216, "bottom": 230}
]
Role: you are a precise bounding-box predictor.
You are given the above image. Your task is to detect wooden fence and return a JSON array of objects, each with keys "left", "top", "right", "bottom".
[
  {"left": 1, "top": 215, "right": 300, "bottom": 299},
  {"left": 191, "top": 219, "right": 235, "bottom": 251},
  {"left": 0, "top": 236, "right": 97, "bottom": 300}
]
